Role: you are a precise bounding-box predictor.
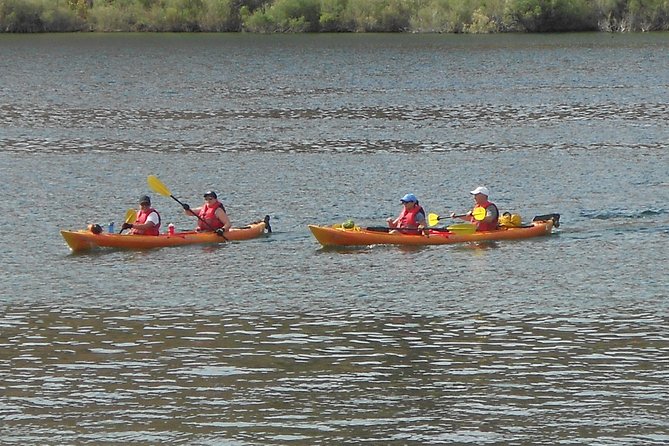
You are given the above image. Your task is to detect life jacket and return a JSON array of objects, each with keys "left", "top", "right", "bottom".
[
  {"left": 197, "top": 200, "right": 226, "bottom": 231},
  {"left": 474, "top": 201, "right": 499, "bottom": 232},
  {"left": 397, "top": 205, "right": 425, "bottom": 229},
  {"left": 132, "top": 208, "right": 161, "bottom": 236}
]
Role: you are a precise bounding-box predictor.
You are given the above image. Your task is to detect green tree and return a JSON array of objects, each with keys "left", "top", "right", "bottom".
[
  {"left": 244, "top": 0, "right": 320, "bottom": 32},
  {"left": 319, "top": 0, "right": 350, "bottom": 31},
  {"left": 505, "top": 0, "right": 598, "bottom": 32}
]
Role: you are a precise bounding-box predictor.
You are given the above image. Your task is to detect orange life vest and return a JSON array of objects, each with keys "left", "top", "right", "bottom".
[
  {"left": 197, "top": 201, "right": 226, "bottom": 231},
  {"left": 397, "top": 205, "right": 425, "bottom": 228},
  {"left": 132, "top": 208, "right": 161, "bottom": 236},
  {"left": 474, "top": 201, "right": 499, "bottom": 232}
]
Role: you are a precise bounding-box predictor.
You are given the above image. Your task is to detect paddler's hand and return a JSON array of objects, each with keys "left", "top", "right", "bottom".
[
  {"left": 182, "top": 203, "right": 190, "bottom": 211},
  {"left": 215, "top": 228, "right": 226, "bottom": 236},
  {"left": 121, "top": 223, "right": 133, "bottom": 231}
]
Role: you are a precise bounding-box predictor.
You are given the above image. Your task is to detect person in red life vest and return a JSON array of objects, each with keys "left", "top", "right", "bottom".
[
  {"left": 387, "top": 193, "right": 427, "bottom": 231},
  {"left": 181, "top": 190, "right": 231, "bottom": 236},
  {"left": 121, "top": 195, "right": 161, "bottom": 235},
  {"left": 451, "top": 186, "right": 499, "bottom": 231}
]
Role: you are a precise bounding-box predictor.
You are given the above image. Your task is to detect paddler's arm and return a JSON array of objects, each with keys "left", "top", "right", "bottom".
[
  {"left": 123, "top": 221, "right": 156, "bottom": 231},
  {"left": 416, "top": 213, "right": 428, "bottom": 237},
  {"left": 214, "top": 207, "right": 232, "bottom": 232},
  {"left": 451, "top": 211, "right": 473, "bottom": 222},
  {"left": 182, "top": 203, "right": 201, "bottom": 216}
]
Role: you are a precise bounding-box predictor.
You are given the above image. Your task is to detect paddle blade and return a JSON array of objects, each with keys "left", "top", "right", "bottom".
[
  {"left": 124, "top": 209, "right": 137, "bottom": 224},
  {"left": 472, "top": 206, "right": 486, "bottom": 221},
  {"left": 427, "top": 213, "right": 440, "bottom": 227},
  {"left": 447, "top": 223, "right": 477, "bottom": 234},
  {"left": 147, "top": 175, "right": 172, "bottom": 197}
]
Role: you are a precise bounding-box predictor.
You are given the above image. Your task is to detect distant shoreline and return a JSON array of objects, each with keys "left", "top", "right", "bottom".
[{"left": 2, "top": 0, "right": 669, "bottom": 34}]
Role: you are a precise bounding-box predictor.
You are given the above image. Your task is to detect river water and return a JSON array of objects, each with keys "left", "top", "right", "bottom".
[{"left": 1, "top": 33, "right": 668, "bottom": 445}]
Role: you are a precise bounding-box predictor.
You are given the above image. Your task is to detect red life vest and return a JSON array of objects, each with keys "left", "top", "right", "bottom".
[
  {"left": 197, "top": 201, "right": 225, "bottom": 231},
  {"left": 132, "top": 208, "right": 161, "bottom": 236},
  {"left": 397, "top": 205, "right": 425, "bottom": 228},
  {"left": 474, "top": 201, "right": 499, "bottom": 232}
]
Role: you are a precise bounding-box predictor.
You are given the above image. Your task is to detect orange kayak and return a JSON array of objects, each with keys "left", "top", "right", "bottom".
[
  {"left": 61, "top": 216, "right": 270, "bottom": 253},
  {"left": 309, "top": 215, "right": 559, "bottom": 247}
]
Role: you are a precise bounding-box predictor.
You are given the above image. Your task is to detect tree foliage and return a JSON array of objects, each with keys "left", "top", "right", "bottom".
[{"left": 2, "top": 0, "right": 669, "bottom": 32}]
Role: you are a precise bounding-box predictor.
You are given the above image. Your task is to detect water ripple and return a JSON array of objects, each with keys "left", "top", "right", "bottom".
[{"left": 1, "top": 307, "right": 668, "bottom": 444}]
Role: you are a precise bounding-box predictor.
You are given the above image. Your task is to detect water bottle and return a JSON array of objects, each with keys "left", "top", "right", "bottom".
[
  {"left": 168, "top": 223, "right": 175, "bottom": 236},
  {"left": 108, "top": 222, "right": 114, "bottom": 233}
]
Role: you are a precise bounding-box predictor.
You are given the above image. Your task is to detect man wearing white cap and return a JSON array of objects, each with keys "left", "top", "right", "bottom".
[{"left": 451, "top": 186, "right": 499, "bottom": 231}]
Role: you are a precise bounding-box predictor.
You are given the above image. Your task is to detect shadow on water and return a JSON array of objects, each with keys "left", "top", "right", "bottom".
[
  {"left": 314, "top": 243, "right": 434, "bottom": 255},
  {"left": 64, "top": 247, "right": 159, "bottom": 259},
  {"left": 315, "top": 246, "right": 373, "bottom": 255}
]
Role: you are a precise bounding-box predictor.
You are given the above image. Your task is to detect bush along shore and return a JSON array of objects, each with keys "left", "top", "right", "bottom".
[{"left": 2, "top": 0, "right": 669, "bottom": 33}]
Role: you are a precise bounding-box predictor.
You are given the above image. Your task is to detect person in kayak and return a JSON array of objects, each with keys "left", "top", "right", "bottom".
[
  {"left": 121, "top": 195, "right": 161, "bottom": 235},
  {"left": 452, "top": 186, "right": 499, "bottom": 231},
  {"left": 387, "top": 193, "right": 427, "bottom": 230},
  {"left": 182, "top": 190, "right": 231, "bottom": 235}
]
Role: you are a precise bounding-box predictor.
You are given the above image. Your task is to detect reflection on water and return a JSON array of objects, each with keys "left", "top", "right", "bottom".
[
  {"left": 2, "top": 307, "right": 668, "bottom": 444},
  {"left": 2, "top": 101, "right": 668, "bottom": 154}
]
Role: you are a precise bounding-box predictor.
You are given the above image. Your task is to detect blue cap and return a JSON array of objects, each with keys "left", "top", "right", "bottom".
[{"left": 400, "top": 193, "right": 418, "bottom": 203}]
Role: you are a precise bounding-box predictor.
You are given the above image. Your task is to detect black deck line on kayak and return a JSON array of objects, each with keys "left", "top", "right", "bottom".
[{"left": 365, "top": 227, "right": 447, "bottom": 233}]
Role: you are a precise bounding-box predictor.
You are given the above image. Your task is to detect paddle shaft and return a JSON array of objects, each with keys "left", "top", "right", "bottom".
[
  {"left": 436, "top": 213, "right": 467, "bottom": 221},
  {"left": 366, "top": 222, "right": 476, "bottom": 235}
]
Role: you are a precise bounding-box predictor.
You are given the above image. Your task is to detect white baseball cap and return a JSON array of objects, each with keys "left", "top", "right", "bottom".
[{"left": 470, "top": 186, "right": 490, "bottom": 196}]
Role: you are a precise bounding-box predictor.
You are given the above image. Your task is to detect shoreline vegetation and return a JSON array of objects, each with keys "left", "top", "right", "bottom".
[{"left": 1, "top": 0, "right": 669, "bottom": 33}]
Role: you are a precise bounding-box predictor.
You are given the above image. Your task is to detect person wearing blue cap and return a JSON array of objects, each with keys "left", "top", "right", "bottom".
[{"left": 387, "top": 193, "right": 426, "bottom": 230}]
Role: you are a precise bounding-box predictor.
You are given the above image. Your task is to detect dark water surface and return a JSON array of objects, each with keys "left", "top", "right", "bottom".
[{"left": 1, "top": 33, "right": 668, "bottom": 444}]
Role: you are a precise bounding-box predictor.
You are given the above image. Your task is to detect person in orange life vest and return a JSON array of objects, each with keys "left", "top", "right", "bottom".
[
  {"left": 451, "top": 186, "right": 499, "bottom": 231},
  {"left": 387, "top": 193, "right": 427, "bottom": 229},
  {"left": 121, "top": 195, "right": 161, "bottom": 235},
  {"left": 181, "top": 190, "right": 231, "bottom": 235}
]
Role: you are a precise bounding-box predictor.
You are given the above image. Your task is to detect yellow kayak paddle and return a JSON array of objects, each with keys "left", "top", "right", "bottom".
[
  {"left": 428, "top": 206, "right": 486, "bottom": 227},
  {"left": 119, "top": 209, "right": 137, "bottom": 233}
]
